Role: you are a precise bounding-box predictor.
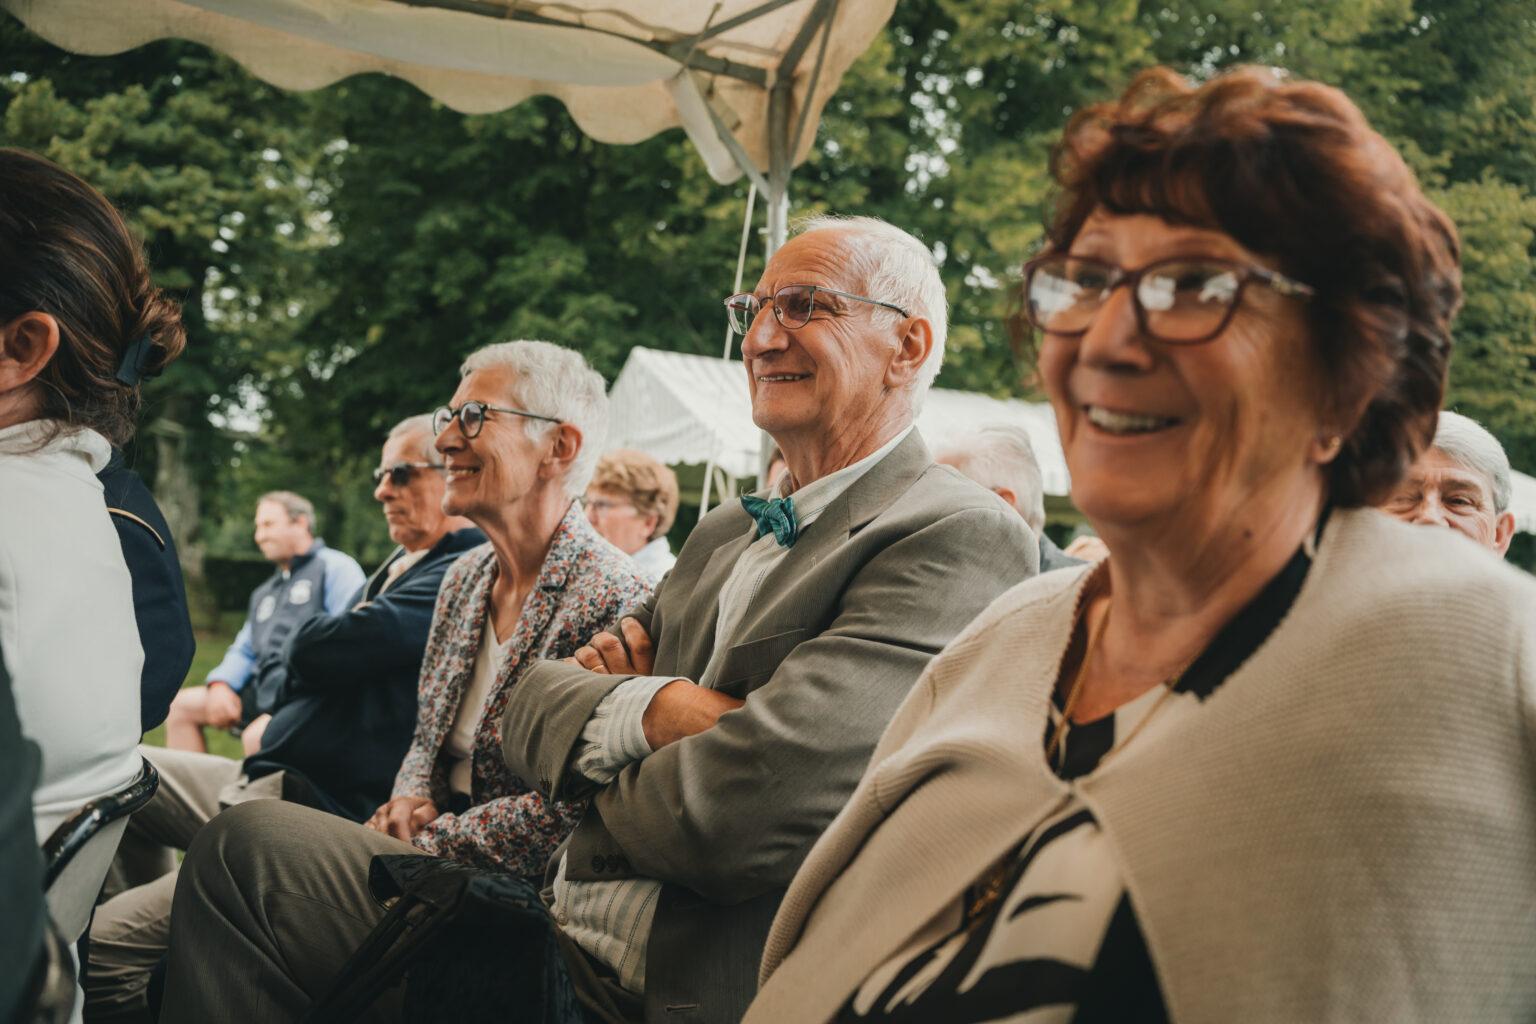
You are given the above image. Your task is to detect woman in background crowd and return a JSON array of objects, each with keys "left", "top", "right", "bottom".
[
  {"left": 747, "top": 67, "right": 1536, "bottom": 1022},
  {"left": 0, "top": 149, "right": 186, "bottom": 892},
  {"left": 584, "top": 447, "right": 680, "bottom": 581}
]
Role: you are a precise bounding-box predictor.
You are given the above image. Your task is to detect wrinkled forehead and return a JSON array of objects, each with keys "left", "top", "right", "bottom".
[
  {"left": 381, "top": 431, "right": 430, "bottom": 468},
  {"left": 1420, "top": 446, "right": 1496, "bottom": 498},
  {"left": 452, "top": 366, "right": 520, "bottom": 407},
  {"left": 760, "top": 228, "right": 868, "bottom": 294},
  {"left": 254, "top": 500, "right": 293, "bottom": 525}
]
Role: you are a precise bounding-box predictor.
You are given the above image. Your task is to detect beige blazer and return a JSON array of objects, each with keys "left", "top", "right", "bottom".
[
  {"left": 502, "top": 431, "right": 1038, "bottom": 1023},
  {"left": 749, "top": 507, "right": 1536, "bottom": 1023}
]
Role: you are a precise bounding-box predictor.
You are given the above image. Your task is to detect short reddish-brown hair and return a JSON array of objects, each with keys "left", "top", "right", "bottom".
[
  {"left": 589, "top": 448, "right": 679, "bottom": 541},
  {"left": 1025, "top": 66, "right": 1461, "bottom": 508}
]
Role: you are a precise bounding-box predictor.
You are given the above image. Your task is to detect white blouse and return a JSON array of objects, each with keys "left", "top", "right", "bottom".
[{"left": 0, "top": 422, "right": 144, "bottom": 840}]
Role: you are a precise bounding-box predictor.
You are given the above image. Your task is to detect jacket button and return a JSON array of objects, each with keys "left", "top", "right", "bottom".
[
  {"left": 591, "top": 855, "right": 605, "bottom": 873},
  {"left": 605, "top": 854, "right": 622, "bottom": 873}
]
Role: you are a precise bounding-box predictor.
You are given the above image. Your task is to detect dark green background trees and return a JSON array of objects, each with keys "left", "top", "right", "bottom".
[{"left": 4, "top": 0, "right": 1532, "bottom": 591}]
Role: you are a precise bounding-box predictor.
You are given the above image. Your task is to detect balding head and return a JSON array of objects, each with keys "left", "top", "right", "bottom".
[
  {"left": 938, "top": 424, "right": 1047, "bottom": 535},
  {"left": 794, "top": 215, "right": 948, "bottom": 406},
  {"left": 739, "top": 216, "right": 945, "bottom": 486}
]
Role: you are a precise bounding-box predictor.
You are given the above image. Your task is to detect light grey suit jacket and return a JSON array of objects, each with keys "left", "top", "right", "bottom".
[{"left": 502, "top": 431, "right": 1037, "bottom": 1023}]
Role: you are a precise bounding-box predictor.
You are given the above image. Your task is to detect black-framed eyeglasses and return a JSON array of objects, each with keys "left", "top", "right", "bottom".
[
  {"left": 1021, "top": 254, "right": 1315, "bottom": 344},
  {"left": 371, "top": 461, "right": 444, "bottom": 487},
  {"left": 432, "top": 400, "right": 562, "bottom": 440},
  {"left": 723, "top": 285, "right": 911, "bottom": 336}
]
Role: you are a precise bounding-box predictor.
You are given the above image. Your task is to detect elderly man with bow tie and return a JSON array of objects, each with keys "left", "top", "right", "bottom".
[{"left": 502, "top": 215, "right": 1038, "bottom": 1024}]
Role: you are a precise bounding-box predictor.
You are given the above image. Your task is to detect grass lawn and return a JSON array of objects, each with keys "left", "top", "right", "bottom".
[{"left": 141, "top": 611, "right": 248, "bottom": 761}]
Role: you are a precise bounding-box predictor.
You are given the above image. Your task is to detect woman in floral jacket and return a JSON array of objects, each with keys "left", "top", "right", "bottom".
[
  {"left": 371, "top": 340, "right": 652, "bottom": 876},
  {"left": 388, "top": 501, "right": 649, "bottom": 874},
  {"left": 157, "top": 340, "right": 653, "bottom": 1021}
]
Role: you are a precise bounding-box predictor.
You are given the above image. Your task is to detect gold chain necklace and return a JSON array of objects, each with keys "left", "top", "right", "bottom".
[
  {"left": 1045, "top": 596, "right": 1198, "bottom": 768},
  {"left": 1045, "top": 597, "right": 1112, "bottom": 762},
  {"left": 968, "top": 601, "right": 1195, "bottom": 926}
]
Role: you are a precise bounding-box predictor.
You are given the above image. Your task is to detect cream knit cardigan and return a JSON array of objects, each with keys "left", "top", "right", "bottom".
[{"left": 748, "top": 507, "right": 1536, "bottom": 1023}]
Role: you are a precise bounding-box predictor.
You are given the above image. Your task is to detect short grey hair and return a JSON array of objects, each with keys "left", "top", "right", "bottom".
[
  {"left": 792, "top": 214, "right": 948, "bottom": 404},
  {"left": 459, "top": 340, "right": 609, "bottom": 498},
  {"left": 938, "top": 424, "right": 1045, "bottom": 533},
  {"left": 386, "top": 413, "right": 437, "bottom": 464},
  {"left": 1432, "top": 410, "right": 1511, "bottom": 513},
  {"left": 257, "top": 490, "right": 316, "bottom": 533}
]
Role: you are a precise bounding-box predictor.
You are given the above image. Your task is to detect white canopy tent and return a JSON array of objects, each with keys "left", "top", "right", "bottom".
[
  {"left": 2, "top": 0, "right": 897, "bottom": 252},
  {"left": 1512, "top": 470, "right": 1536, "bottom": 535},
  {"left": 606, "top": 345, "right": 1071, "bottom": 495}
]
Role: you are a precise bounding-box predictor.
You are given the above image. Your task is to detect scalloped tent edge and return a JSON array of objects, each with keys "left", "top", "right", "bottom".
[{"left": 1, "top": 0, "right": 899, "bottom": 253}]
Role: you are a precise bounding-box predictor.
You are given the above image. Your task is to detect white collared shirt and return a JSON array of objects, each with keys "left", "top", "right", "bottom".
[{"left": 555, "top": 426, "right": 914, "bottom": 992}]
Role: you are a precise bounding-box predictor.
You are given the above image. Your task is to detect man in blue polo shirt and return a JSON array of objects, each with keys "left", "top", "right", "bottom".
[{"left": 164, "top": 491, "right": 364, "bottom": 753}]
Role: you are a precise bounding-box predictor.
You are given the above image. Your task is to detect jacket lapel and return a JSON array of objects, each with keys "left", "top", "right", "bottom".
[
  {"left": 363, "top": 546, "right": 405, "bottom": 601},
  {"left": 500, "top": 506, "right": 584, "bottom": 675},
  {"left": 753, "top": 430, "right": 934, "bottom": 596}
]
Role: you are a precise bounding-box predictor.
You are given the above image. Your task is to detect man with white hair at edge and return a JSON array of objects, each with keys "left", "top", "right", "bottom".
[
  {"left": 501, "top": 215, "right": 1038, "bottom": 1024},
  {"left": 1381, "top": 409, "right": 1517, "bottom": 556},
  {"left": 938, "top": 423, "right": 1086, "bottom": 573}
]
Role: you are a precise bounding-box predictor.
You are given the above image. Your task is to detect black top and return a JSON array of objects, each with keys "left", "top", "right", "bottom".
[{"left": 98, "top": 449, "right": 196, "bottom": 731}]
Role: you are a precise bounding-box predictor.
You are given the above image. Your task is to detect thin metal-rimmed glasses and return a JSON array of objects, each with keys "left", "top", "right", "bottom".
[
  {"left": 371, "top": 461, "right": 445, "bottom": 487},
  {"left": 583, "top": 497, "right": 634, "bottom": 515},
  {"left": 1021, "top": 254, "right": 1315, "bottom": 344},
  {"left": 723, "top": 285, "right": 910, "bottom": 336},
  {"left": 432, "top": 400, "right": 561, "bottom": 439}
]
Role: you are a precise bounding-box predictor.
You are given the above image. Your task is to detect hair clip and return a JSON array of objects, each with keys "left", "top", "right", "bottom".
[{"left": 115, "top": 332, "right": 162, "bottom": 387}]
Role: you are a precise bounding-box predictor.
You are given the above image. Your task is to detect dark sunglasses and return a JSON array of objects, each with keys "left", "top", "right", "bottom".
[{"left": 372, "top": 461, "right": 445, "bottom": 487}]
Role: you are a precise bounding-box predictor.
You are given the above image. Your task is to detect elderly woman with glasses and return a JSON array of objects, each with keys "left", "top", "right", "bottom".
[
  {"left": 156, "top": 340, "right": 653, "bottom": 1019},
  {"left": 744, "top": 67, "right": 1536, "bottom": 1023},
  {"left": 0, "top": 149, "right": 186, "bottom": 851}
]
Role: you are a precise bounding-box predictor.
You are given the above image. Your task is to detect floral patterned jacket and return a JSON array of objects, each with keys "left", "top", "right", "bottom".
[{"left": 393, "top": 505, "right": 650, "bottom": 874}]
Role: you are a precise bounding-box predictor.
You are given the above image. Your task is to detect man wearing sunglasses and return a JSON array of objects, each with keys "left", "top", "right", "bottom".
[
  {"left": 500, "top": 216, "right": 1039, "bottom": 1023},
  {"left": 87, "top": 414, "right": 483, "bottom": 1022}
]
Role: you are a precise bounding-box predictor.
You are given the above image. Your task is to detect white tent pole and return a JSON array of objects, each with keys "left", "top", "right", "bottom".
[{"left": 699, "top": 181, "right": 759, "bottom": 522}]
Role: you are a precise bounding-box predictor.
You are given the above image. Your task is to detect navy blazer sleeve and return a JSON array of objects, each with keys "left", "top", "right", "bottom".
[
  {"left": 98, "top": 453, "right": 196, "bottom": 731},
  {"left": 259, "top": 559, "right": 444, "bottom": 710}
]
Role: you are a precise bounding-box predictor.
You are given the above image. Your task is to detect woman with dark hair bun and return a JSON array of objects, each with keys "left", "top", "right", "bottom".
[
  {"left": 746, "top": 68, "right": 1536, "bottom": 1022},
  {"left": 0, "top": 148, "right": 189, "bottom": 909}
]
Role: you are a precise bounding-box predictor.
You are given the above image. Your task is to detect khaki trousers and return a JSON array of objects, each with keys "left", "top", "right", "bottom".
[
  {"left": 86, "top": 746, "right": 283, "bottom": 1023},
  {"left": 159, "top": 800, "right": 643, "bottom": 1024}
]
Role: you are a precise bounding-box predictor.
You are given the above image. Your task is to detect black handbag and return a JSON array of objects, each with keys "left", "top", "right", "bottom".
[{"left": 303, "top": 854, "right": 583, "bottom": 1024}]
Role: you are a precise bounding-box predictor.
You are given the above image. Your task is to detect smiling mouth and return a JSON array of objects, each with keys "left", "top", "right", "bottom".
[
  {"left": 446, "top": 466, "right": 480, "bottom": 480},
  {"left": 1084, "top": 405, "right": 1180, "bottom": 435},
  {"left": 758, "top": 373, "right": 809, "bottom": 383}
]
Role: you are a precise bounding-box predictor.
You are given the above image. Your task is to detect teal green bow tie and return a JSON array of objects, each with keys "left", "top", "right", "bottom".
[{"left": 740, "top": 494, "right": 798, "bottom": 547}]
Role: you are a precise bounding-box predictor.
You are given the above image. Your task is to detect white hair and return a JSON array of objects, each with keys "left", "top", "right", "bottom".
[
  {"left": 459, "top": 340, "right": 609, "bottom": 498},
  {"left": 938, "top": 424, "right": 1046, "bottom": 534},
  {"left": 792, "top": 214, "right": 948, "bottom": 406},
  {"left": 386, "top": 413, "right": 437, "bottom": 464},
  {"left": 1432, "top": 410, "right": 1511, "bottom": 513}
]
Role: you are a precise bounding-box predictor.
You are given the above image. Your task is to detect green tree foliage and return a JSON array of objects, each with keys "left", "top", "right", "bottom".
[
  {"left": 0, "top": 21, "right": 335, "bottom": 612},
  {"left": 3, "top": 0, "right": 1532, "bottom": 569}
]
